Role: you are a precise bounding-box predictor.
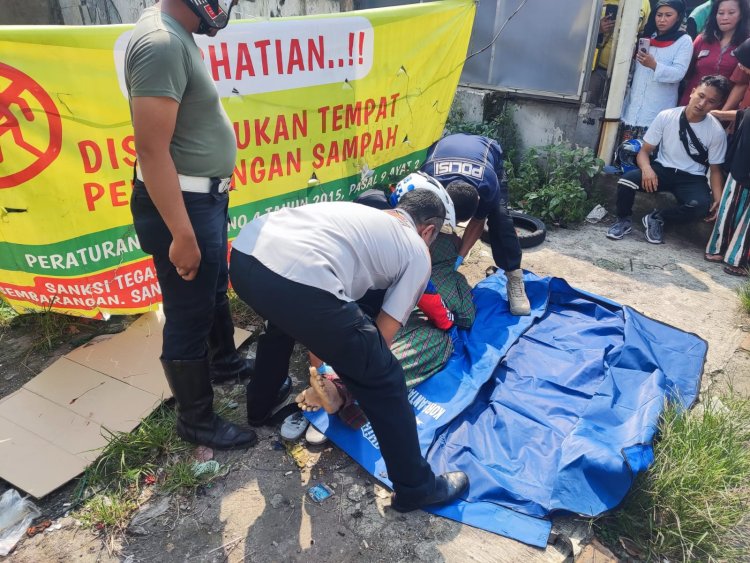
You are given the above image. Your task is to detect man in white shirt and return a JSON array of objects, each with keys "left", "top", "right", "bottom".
[
  {"left": 229, "top": 192, "right": 469, "bottom": 512},
  {"left": 607, "top": 75, "right": 730, "bottom": 244}
]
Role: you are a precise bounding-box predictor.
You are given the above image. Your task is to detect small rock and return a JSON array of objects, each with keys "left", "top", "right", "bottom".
[
  {"left": 347, "top": 484, "right": 366, "bottom": 502},
  {"left": 130, "top": 496, "right": 171, "bottom": 528},
  {"left": 272, "top": 541, "right": 278, "bottom": 547},
  {"left": 373, "top": 486, "right": 389, "bottom": 499},
  {"left": 270, "top": 494, "right": 284, "bottom": 509},
  {"left": 127, "top": 525, "right": 148, "bottom": 537},
  {"left": 576, "top": 539, "right": 618, "bottom": 563}
]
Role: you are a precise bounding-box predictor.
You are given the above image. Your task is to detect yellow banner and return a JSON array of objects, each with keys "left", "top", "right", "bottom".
[{"left": 0, "top": 1, "right": 475, "bottom": 317}]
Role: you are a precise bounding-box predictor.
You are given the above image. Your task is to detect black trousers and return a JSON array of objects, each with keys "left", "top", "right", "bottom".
[
  {"left": 130, "top": 182, "right": 238, "bottom": 362},
  {"left": 616, "top": 162, "right": 712, "bottom": 223},
  {"left": 229, "top": 251, "right": 436, "bottom": 501},
  {"left": 486, "top": 200, "right": 522, "bottom": 271}
]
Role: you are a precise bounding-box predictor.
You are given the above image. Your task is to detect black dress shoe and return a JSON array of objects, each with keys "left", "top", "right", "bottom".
[
  {"left": 246, "top": 375, "right": 294, "bottom": 426},
  {"left": 390, "top": 471, "right": 469, "bottom": 513}
]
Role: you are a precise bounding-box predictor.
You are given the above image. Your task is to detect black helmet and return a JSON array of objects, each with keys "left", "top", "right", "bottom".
[{"left": 183, "top": 0, "right": 237, "bottom": 35}]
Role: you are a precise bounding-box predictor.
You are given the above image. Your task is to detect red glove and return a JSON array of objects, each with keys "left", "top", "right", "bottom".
[{"left": 417, "top": 280, "right": 454, "bottom": 330}]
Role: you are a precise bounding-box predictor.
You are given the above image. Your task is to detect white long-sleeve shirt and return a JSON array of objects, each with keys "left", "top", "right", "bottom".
[{"left": 621, "top": 34, "right": 693, "bottom": 128}]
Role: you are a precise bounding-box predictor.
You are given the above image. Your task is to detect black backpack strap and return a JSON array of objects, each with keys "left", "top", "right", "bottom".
[{"left": 678, "top": 109, "right": 709, "bottom": 170}]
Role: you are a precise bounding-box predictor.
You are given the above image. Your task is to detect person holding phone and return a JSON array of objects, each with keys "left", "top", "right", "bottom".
[
  {"left": 589, "top": 0, "right": 651, "bottom": 106},
  {"left": 621, "top": 0, "right": 693, "bottom": 139}
]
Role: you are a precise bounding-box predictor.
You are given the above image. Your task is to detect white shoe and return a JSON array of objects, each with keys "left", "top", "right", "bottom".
[
  {"left": 506, "top": 269, "right": 531, "bottom": 316},
  {"left": 280, "top": 411, "right": 309, "bottom": 441},
  {"left": 305, "top": 423, "right": 329, "bottom": 445}
]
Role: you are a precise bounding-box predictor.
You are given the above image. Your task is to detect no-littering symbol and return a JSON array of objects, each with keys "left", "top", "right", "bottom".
[{"left": 0, "top": 63, "right": 63, "bottom": 189}]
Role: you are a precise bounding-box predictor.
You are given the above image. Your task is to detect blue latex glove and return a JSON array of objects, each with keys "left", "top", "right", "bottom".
[{"left": 454, "top": 256, "right": 464, "bottom": 271}]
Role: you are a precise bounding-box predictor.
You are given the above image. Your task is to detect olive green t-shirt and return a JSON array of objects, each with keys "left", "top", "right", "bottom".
[{"left": 125, "top": 6, "right": 236, "bottom": 178}]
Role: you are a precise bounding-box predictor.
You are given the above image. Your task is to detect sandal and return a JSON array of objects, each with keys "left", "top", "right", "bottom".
[
  {"left": 704, "top": 253, "right": 724, "bottom": 263},
  {"left": 723, "top": 265, "right": 749, "bottom": 277}
]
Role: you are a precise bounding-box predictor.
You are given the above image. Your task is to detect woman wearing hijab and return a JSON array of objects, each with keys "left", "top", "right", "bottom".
[
  {"left": 679, "top": 0, "right": 749, "bottom": 107},
  {"left": 621, "top": 0, "right": 693, "bottom": 139},
  {"left": 705, "top": 39, "right": 750, "bottom": 276}
]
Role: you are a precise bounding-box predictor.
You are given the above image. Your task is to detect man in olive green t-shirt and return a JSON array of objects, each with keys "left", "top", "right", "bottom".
[{"left": 125, "top": 0, "right": 289, "bottom": 450}]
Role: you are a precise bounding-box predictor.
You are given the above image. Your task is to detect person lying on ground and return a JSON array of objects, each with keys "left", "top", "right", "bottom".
[
  {"left": 229, "top": 191, "right": 469, "bottom": 512},
  {"left": 607, "top": 74, "right": 730, "bottom": 245}
]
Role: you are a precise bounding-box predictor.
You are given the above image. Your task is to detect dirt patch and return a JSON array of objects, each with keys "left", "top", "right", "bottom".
[{"left": 4, "top": 221, "right": 749, "bottom": 562}]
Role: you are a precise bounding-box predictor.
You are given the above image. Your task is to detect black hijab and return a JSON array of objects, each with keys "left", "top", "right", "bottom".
[{"left": 643, "top": 0, "right": 687, "bottom": 45}]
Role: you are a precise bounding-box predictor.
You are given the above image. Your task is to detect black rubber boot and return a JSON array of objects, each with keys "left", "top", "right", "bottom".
[
  {"left": 161, "top": 358, "right": 257, "bottom": 450},
  {"left": 208, "top": 298, "right": 255, "bottom": 383}
]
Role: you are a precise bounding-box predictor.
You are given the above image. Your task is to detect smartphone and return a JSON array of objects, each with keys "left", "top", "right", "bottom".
[
  {"left": 638, "top": 38, "right": 650, "bottom": 53},
  {"left": 604, "top": 4, "right": 618, "bottom": 20}
]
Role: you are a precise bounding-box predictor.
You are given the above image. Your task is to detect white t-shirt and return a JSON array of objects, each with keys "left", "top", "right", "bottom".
[
  {"left": 644, "top": 106, "right": 727, "bottom": 176},
  {"left": 231, "top": 202, "right": 430, "bottom": 325}
]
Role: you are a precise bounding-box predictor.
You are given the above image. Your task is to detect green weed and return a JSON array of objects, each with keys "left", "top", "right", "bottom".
[
  {"left": 599, "top": 393, "right": 750, "bottom": 562},
  {"left": 78, "top": 493, "right": 138, "bottom": 533},
  {"left": 0, "top": 298, "right": 16, "bottom": 333},
  {"left": 509, "top": 144, "right": 603, "bottom": 225},
  {"left": 83, "top": 405, "right": 187, "bottom": 492},
  {"left": 737, "top": 278, "right": 750, "bottom": 314}
]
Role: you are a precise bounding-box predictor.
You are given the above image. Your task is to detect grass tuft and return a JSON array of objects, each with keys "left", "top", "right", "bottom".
[
  {"left": 78, "top": 493, "right": 138, "bottom": 533},
  {"left": 82, "top": 405, "right": 187, "bottom": 492},
  {"left": 738, "top": 278, "right": 750, "bottom": 314},
  {"left": 599, "top": 392, "right": 750, "bottom": 562}
]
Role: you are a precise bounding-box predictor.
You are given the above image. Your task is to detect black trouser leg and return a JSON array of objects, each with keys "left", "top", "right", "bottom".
[
  {"left": 616, "top": 168, "right": 643, "bottom": 218},
  {"left": 486, "top": 202, "right": 522, "bottom": 271},
  {"left": 229, "top": 251, "right": 436, "bottom": 501}
]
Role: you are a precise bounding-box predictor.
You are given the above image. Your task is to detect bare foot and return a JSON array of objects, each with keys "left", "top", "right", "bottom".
[
  {"left": 295, "top": 387, "right": 324, "bottom": 412},
  {"left": 310, "top": 372, "right": 344, "bottom": 414}
]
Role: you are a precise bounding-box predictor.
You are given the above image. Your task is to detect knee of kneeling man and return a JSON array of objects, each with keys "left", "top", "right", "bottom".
[{"left": 683, "top": 199, "right": 709, "bottom": 217}]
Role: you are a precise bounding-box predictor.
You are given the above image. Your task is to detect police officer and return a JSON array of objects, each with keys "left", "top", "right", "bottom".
[
  {"left": 125, "top": 0, "right": 290, "bottom": 449},
  {"left": 421, "top": 133, "right": 530, "bottom": 315}
]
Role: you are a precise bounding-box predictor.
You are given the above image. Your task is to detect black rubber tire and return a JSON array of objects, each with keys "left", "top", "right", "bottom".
[{"left": 480, "top": 211, "right": 546, "bottom": 249}]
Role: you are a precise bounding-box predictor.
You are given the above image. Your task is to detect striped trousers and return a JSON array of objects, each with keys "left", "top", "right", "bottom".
[{"left": 706, "top": 174, "right": 750, "bottom": 268}]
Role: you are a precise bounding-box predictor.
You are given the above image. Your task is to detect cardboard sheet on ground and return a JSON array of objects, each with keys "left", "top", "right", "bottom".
[
  {"left": 0, "top": 312, "right": 249, "bottom": 497},
  {"left": 307, "top": 272, "right": 706, "bottom": 547}
]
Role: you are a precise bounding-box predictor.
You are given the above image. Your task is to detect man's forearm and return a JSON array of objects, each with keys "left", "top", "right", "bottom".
[
  {"left": 375, "top": 311, "right": 401, "bottom": 347},
  {"left": 459, "top": 217, "right": 486, "bottom": 258},
  {"left": 138, "top": 150, "right": 195, "bottom": 241},
  {"left": 709, "top": 167, "right": 725, "bottom": 202}
]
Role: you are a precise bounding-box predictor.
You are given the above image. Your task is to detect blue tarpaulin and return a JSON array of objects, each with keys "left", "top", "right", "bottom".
[{"left": 306, "top": 272, "right": 706, "bottom": 547}]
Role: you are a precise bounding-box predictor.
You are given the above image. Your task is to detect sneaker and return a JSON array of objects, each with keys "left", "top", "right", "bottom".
[
  {"left": 305, "top": 423, "right": 329, "bottom": 445},
  {"left": 506, "top": 269, "right": 531, "bottom": 316},
  {"left": 642, "top": 211, "right": 664, "bottom": 244},
  {"left": 606, "top": 217, "right": 632, "bottom": 240},
  {"left": 280, "top": 411, "right": 309, "bottom": 441}
]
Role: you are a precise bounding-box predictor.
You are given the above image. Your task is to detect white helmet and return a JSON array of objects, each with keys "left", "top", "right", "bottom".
[{"left": 390, "top": 172, "right": 456, "bottom": 228}]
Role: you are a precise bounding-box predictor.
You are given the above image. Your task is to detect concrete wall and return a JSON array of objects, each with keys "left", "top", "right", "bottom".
[
  {"left": 1, "top": 0, "right": 64, "bottom": 24},
  {"left": 452, "top": 87, "right": 604, "bottom": 151}
]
